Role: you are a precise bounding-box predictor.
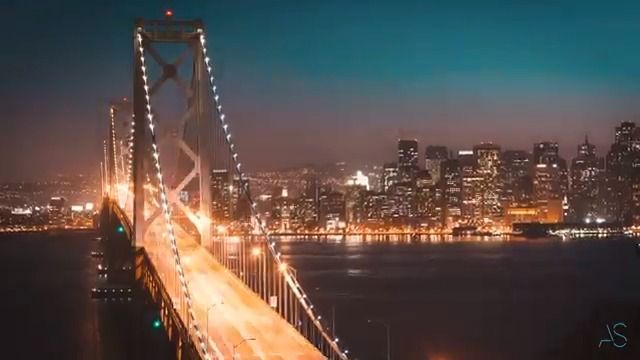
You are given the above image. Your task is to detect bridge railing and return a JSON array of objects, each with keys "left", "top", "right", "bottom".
[
  {"left": 137, "top": 246, "right": 201, "bottom": 360},
  {"left": 102, "top": 197, "right": 133, "bottom": 240}
]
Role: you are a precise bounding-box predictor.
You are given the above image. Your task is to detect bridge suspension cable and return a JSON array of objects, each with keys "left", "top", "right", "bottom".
[
  {"left": 125, "top": 110, "right": 134, "bottom": 208},
  {"left": 199, "top": 31, "right": 351, "bottom": 359},
  {"left": 108, "top": 106, "right": 118, "bottom": 197},
  {"left": 136, "top": 29, "right": 211, "bottom": 360},
  {"left": 106, "top": 99, "right": 135, "bottom": 214}
]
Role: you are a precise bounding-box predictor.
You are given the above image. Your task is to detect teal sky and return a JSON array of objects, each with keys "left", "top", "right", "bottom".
[{"left": 2, "top": 0, "right": 640, "bottom": 179}]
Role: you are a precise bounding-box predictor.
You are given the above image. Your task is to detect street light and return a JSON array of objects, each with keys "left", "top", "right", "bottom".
[
  {"left": 232, "top": 337, "right": 256, "bottom": 359},
  {"left": 279, "top": 262, "right": 288, "bottom": 272},
  {"left": 368, "top": 319, "right": 391, "bottom": 360},
  {"left": 251, "top": 247, "right": 261, "bottom": 257},
  {"left": 279, "top": 262, "right": 298, "bottom": 278}
]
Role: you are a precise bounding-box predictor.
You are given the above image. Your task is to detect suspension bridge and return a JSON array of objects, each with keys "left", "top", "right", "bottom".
[{"left": 100, "top": 13, "right": 350, "bottom": 360}]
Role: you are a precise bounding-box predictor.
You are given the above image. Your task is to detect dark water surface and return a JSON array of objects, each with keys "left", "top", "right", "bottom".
[
  {"left": 280, "top": 236, "right": 640, "bottom": 360},
  {"left": 0, "top": 231, "right": 173, "bottom": 360},
  {"left": 1, "top": 232, "right": 638, "bottom": 360},
  {"left": 0, "top": 231, "right": 102, "bottom": 359}
]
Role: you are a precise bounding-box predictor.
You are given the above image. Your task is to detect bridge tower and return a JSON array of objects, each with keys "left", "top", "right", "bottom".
[
  {"left": 132, "top": 12, "right": 213, "bottom": 247},
  {"left": 107, "top": 98, "right": 133, "bottom": 208},
  {"left": 115, "top": 11, "right": 353, "bottom": 359}
]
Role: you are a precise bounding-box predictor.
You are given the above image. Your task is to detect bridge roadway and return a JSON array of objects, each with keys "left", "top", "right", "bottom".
[{"left": 144, "top": 222, "right": 325, "bottom": 360}]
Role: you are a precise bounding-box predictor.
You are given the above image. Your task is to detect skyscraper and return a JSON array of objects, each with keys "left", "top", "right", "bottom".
[
  {"left": 271, "top": 187, "right": 293, "bottom": 231},
  {"left": 363, "top": 192, "right": 388, "bottom": 224},
  {"left": 459, "top": 150, "right": 482, "bottom": 223},
  {"left": 48, "top": 196, "right": 67, "bottom": 226},
  {"left": 415, "top": 170, "right": 442, "bottom": 227},
  {"left": 319, "top": 191, "right": 346, "bottom": 229},
  {"left": 442, "top": 159, "right": 462, "bottom": 227},
  {"left": 424, "top": 145, "right": 448, "bottom": 185},
  {"left": 614, "top": 121, "right": 638, "bottom": 144},
  {"left": 533, "top": 141, "right": 559, "bottom": 165},
  {"left": 211, "top": 169, "right": 231, "bottom": 221},
  {"left": 532, "top": 141, "right": 568, "bottom": 223},
  {"left": 382, "top": 163, "right": 398, "bottom": 193},
  {"left": 473, "top": 143, "right": 503, "bottom": 221},
  {"left": 230, "top": 175, "right": 251, "bottom": 221},
  {"left": 397, "top": 139, "right": 419, "bottom": 181},
  {"left": 345, "top": 184, "right": 367, "bottom": 225},
  {"left": 502, "top": 150, "right": 532, "bottom": 206},
  {"left": 569, "top": 136, "right": 603, "bottom": 222},
  {"left": 605, "top": 121, "right": 640, "bottom": 224}
]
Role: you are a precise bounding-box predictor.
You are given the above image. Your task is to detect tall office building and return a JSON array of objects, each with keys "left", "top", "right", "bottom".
[
  {"left": 533, "top": 141, "right": 559, "bottom": 165},
  {"left": 48, "top": 196, "right": 67, "bottom": 226},
  {"left": 424, "top": 145, "right": 448, "bottom": 185},
  {"left": 271, "top": 188, "right": 293, "bottom": 231},
  {"left": 415, "top": 170, "right": 434, "bottom": 221},
  {"left": 382, "top": 163, "right": 398, "bottom": 193},
  {"left": 415, "top": 170, "right": 442, "bottom": 227},
  {"left": 291, "top": 197, "right": 318, "bottom": 230},
  {"left": 442, "top": 159, "right": 462, "bottom": 226},
  {"left": 393, "top": 182, "right": 417, "bottom": 219},
  {"left": 363, "top": 164, "right": 383, "bottom": 192},
  {"left": 297, "top": 177, "right": 319, "bottom": 227},
  {"left": 502, "top": 150, "right": 532, "bottom": 206},
  {"left": 473, "top": 143, "right": 503, "bottom": 221},
  {"left": 397, "top": 139, "right": 419, "bottom": 181},
  {"left": 569, "top": 136, "right": 603, "bottom": 222},
  {"left": 458, "top": 150, "right": 482, "bottom": 223},
  {"left": 605, "top": 121, "right": 640, "bottom": 224},
  {"left": 363, "top": 192, "right": 388, "bottom": 224},
  {"left": 614, "top": 121, "right": 638, "bottom": 144},
  {"left": 230, "top": 175, "right": 251, "bottom": 221},
  {"left": 345, "top": 184, "right": 367, "bottom": 225},
  {"left": 532, "top": 141, "right": 568, "bottom": 223},
  {"left": 533, "top": 161, "right": 568, "bottom": 223},
  {"left": 211, "top": 169, "right": 231, "bottom": 221},
  {"left": 302, "top": 177, "right": 319, "bottom": 202},
  {"left": 319, "top": 191, "right": 346, "bottom": 229}
]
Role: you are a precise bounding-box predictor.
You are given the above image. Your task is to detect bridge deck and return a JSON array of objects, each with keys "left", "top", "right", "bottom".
[{"left": 145, "top": 225, "right": 325, "bottom": 360}]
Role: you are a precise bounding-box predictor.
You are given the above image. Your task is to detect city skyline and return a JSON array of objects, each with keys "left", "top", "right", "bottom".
[
  {"left": 4, "top": 0, "right": 640, "bottom": 181},
  {"left": 5, "top": 4, "right": 640, "bottom": 360},
  {"left": 0, "top": 122, "right": 622, "bottom": 183},
  {"left": 1, "top": 107, "right": 627, "bottom": 181}
]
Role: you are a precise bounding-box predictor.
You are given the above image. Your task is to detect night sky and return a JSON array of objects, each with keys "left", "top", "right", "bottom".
[{"left": 3, "top": 0, "right": 640, "bottom": 181}]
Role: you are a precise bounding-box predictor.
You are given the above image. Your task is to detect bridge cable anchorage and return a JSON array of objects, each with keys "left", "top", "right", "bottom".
[
  {"left": 136, "top": 29, "right": 212, "bottom": 360},
  {"left": 199, "top": 30, "right": 350, "bottom": 359}
]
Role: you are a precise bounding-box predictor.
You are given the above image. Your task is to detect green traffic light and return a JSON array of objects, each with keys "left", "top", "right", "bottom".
[
  {"left": 117, "top": 225, "right": 124, "bottom": 233},
  {"left": 153, "top": 319, "right": 161, "bottom": 329}
]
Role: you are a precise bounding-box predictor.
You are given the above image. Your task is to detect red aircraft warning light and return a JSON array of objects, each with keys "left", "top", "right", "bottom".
[{"left": 165, "top": 10, "right": 173, "bottom": 17}]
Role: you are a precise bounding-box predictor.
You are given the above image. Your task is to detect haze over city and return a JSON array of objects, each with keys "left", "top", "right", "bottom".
[{"left": 3, "top": 0, "right": 639, "bottom": 181}]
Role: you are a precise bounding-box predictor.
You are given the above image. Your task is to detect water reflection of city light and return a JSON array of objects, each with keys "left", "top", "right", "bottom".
[{"left": 346, "top": 268, "right": 366, "bottom": 276}]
